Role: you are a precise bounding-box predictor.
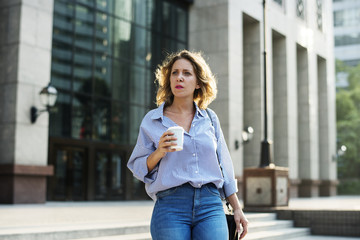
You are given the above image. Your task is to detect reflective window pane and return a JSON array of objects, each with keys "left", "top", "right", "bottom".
[
  {"left": 49, "top": 91, "right": 71, "bottom": 137},
  {"left": 114, "top": 0, "right": 133, "bottom": 21},
  {"left": 133, "top": 26, "right": 150, "bottom": 66},
  {"left": 95, "top": 12, "right": 113, "bottom": 56},
  {"left": 53, "top": 150, "right": 68, "bottom": 198},
  {"left": 130, "top": 66, "right": 146, "bottom": 105},
  {"left": 112, "top": 60, "right": 130, "bottom": 101},
  {"left": 72, "top": 94, "right": 92, "bottom": 139},
  {"left": 95, "top": 152, "right": 109, "bottom": 198},
  {"left": 94, "top": 53, "right": 112, "bottom": 97},
  {"left": 113, "top": 18, "right": 132, "bottom": 60},
  {"left": 77, "top": 0, "right": 95, "bottom": 7},
  {"left": 129, "top": 105, "right": 146, "bottom": 144},
  {"left": 93, "top": 100, "right": 111, "bottom": 140},
  {"left": 72, "top": 150, "right": 85, "bottom": 200},
  {"left": 177, "top": 8, "right": 187, "bottom": 42},
  {"left": 162, "top": 2, "right": 176, "bottom": 38},
  {"left": 112, "top": 101, "right": 129, "bottom": 143},
  {"left": 96, "top": 0, "right": 114, "bottom": 13},
  {"left": 74, "top": 4, "right": 94, "bottom": 51},
  {"left": 133, "top": 0, "right": 147, "bottom": 27},
  {"left": 111, "top": 154, "right": 123, "bottom": 194},
  {"left": 73, "top": 49, "right": 93, "bottom": 94},
  {"left": 51, "top": 45, "right": 72, "bottom": 90}
]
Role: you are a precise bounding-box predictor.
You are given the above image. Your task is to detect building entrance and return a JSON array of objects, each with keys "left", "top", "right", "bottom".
[
  {"left": 48, "top": 146, "right": 87, "bottom": 201},
  {"left": 47, "top": 138, "right": 139, "bottom": 201}
]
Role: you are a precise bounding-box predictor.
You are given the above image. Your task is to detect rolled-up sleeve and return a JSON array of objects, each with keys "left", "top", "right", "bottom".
[
  {"left": 210, "top": 109, "right": 238, "bottom": 198},
  {"left": 127, "top": 122, "right": 157, "bottom": 184}
]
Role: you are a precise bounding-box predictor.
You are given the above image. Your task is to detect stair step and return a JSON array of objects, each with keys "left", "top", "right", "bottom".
[
  {"left": 71, "top": 232, "right": 152, "bottom": 240},
  {"left": 245, "top": 213, "right": 277, "bottom": 222},
  {"left": 249, "top": 220, "right": 293, "bottom": 232},
  {"left": 246, "top": 228, "right": 310, "bottom": 240},
  {"left": 0, "top": 222, "right": 150, "bottom": 240}
]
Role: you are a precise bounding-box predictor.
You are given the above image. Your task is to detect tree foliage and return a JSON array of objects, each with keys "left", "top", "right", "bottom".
[{"left": 336, "top": 60, "right": 360, "bottom": 193}]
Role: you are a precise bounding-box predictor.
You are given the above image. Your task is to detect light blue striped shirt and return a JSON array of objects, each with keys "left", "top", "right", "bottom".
[{"left": 127, "top": 102, "right": 238, "bottom": 200}]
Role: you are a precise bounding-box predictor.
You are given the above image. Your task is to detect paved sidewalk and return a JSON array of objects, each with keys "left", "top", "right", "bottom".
[{"left": 0, "top": 196, "right": 359, "bottom": 239}]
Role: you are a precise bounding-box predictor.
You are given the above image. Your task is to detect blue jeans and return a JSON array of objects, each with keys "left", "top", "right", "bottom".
[{"left": 150, "top": 183, "right": 228, "bottom": 240}]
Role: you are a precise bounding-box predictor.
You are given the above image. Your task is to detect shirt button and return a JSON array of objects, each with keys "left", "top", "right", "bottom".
[
  {"left": 198, "top": 184, "right": 201, "bottom": 187},
  {"left": 192, "top": 153, "right": 196, "bottom": 157},
  {"left": 195, "top": 171, "right": 198, "bottom": 174},
  {"left": 192, "top": 124, "right": 195, "bottom": 127},
  {"left": 191, "top": 137, "right": 194, "bottom": 140}
]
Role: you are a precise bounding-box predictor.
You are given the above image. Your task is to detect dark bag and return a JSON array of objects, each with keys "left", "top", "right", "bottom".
[
  {"left": 206, "top": 109, "right": 239, "bottom": 240},
  {"left": 226, "top": 213, "right": 238, "bottom": 240}
]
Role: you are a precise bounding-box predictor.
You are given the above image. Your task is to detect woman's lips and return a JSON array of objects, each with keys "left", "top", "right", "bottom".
[{"left": 175, "top": 85, "right": 184, "bottom": 89}]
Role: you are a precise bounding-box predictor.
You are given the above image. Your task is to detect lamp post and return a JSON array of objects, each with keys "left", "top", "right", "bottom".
[
  {"left": 259, "top": 0, "right": 273, "bottom": 168},
  {"left": 30, "top": 84, "right": 58, "bottom": 123},
  {"left": 243, "top": 0, "right": 289, "bottom": 209}
]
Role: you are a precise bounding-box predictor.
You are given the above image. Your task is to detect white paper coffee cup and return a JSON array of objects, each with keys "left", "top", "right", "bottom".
[{"left": 167, "top": 126, "right": 184, "bottom": 151}]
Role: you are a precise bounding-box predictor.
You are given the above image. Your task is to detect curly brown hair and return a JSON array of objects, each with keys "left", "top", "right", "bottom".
[{"left": 155, "top": 50, "right": 217, "bottom": 110}]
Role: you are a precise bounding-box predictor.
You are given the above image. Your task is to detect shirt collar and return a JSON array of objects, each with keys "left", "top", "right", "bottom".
[{"left": 150, "top": 102, "right": 206, "bottom": 120}]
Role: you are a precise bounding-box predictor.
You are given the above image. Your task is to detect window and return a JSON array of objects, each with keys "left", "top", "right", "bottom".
[
  {"left": 296, "top": 0, "right": 305, "bottom": 20},
  {"left": 50, "top": 0, "right": 189, "bottom": 145},
  {"left": 273, "top": 0, "right": 283, "bottom": 6},
  {"left": 333, "top": 8, "right": 360, "bottom": 27},
  {"left": 335, "top": 34, "right": 360, "bottom": 46},
  {"left": 316, "top": 0, "right": 323, "bottom": 30}
]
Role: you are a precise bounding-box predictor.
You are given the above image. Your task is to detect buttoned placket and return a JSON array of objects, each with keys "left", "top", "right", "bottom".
[{"left": 189, "top": 116, "right": 203, "bottom": 188}]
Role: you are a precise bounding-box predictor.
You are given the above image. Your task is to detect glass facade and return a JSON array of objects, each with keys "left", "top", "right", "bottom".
[
  {"left": 50, "top": 0, "right": 188, "bottom": 145},
  {"left": 48, "top": 0, "right": 189, "bottom": 200},
  {"left": 335, "top": 33, "right": 360, "bottom": 47},
  {"left": 333, "top": 7, "right": 360, "bottom": 27}
]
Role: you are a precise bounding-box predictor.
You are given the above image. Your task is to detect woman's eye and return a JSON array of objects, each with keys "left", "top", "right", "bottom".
[{"left": 184, "top": 72, "right": 191, "bottom": 75}]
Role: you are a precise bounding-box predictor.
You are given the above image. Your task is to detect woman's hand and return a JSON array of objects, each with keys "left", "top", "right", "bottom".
[
  {"left": 156, "top": 131, "right": 178, "bottom": 157},
  {"left": 233, "top": 208, "right": 249, "bottom": 239},
  {"left": 226, "top": 193, "right": 249, "bottom": 239},
  {"left": 146, "top": 131, "right": 177, "bottom": 172}
]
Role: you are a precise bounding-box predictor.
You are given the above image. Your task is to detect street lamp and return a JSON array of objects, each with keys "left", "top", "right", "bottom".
[
  {"left": 259, "top": 0, "right": 274, "bottom": 168},
  {"left": 235, "top": 126, "right": 254, "bottom": 150},
  {"left": 332, "top": 145, "right": 347, "bottom": 161},
  {"left": 30, "top": 84, "right": 58, "bottom": 124}
]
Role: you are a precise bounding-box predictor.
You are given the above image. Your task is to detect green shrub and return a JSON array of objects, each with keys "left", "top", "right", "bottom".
[{"left": 337, "top": 178, "right": 360, "bottom": 195}]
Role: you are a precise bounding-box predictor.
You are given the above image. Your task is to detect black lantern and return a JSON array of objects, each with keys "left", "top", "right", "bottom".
[{"left": 30, "top": 84, "right": 58, "bottom": 124}]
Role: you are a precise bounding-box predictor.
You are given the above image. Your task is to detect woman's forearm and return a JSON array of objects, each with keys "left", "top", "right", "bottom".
[
  {"left": 226, "top": 193, "right": 242, "bottom": 211},
  {"left": 146, "top": 149, "right": 164, "bottom": 172}
]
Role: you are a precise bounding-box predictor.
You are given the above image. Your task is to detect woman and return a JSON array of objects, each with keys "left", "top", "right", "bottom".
[{"left": 127, "top": 50, "right": 248, "bottom": 239}]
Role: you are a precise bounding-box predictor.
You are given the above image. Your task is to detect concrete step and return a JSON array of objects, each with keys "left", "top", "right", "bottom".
[
  {"left": 249, "top": 220, "right": 294, "bottom": 232},
  {"left": 0, "top": 213, "right": 310, "bottom": 240},
  {"left": 291, "top": 236, "right": 360, "bottom": 240},
  {"left": 70, "top": 232, "right": 152, "bottom": 240},
  {"left": 0, "top": 222, "right": 150, "bottom": 240},
  {"left": 246, "top": 227, "right": 311, "bottom": 240},
  {"left": 245, "top": 213, "right": 277, "bottom": 222}
]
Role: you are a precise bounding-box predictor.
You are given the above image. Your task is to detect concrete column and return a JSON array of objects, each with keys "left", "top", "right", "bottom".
[
  {"left": 286, "top": 40, "right": 300, "bottom": 198},
  {"left": 318, "top": 56, "right": 337, "bottom": 196},
  {"left": 243, "top": 14, "right": 262, "bottom": 168},
  {"left": 297, "top": 45, "right": 320, "bottom": 197},
  {"left": 189, "top": 0, "right": 230, "bottom": 139},
  {"left": 228, "top": 0, "right": 244, "bottom": 181},
  {"left": 0, "top": 0, "right": 54, "bottom": 203},
  {"left": 272, "top": 32, "right": 288, "bottom": 167}
]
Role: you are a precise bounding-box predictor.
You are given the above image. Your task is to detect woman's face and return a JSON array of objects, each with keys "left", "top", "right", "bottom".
[{"left": 170, "top": 58, "right": 200, "bottom": 100}]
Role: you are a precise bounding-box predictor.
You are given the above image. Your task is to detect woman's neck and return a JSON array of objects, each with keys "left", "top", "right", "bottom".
[{"left": 167, "top": 98, "right": 194, "bottom": 114}]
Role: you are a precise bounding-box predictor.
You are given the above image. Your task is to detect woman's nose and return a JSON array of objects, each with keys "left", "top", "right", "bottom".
[{"left": 177, "top": 74, "right": 184, "bottom": 81}]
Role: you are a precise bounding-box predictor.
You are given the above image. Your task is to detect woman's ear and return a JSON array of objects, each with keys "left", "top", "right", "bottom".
[{"left": 196, "top": 81, "right": 201, "bottom": 89}]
